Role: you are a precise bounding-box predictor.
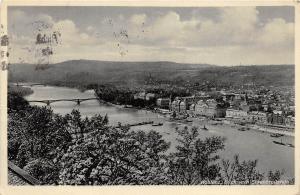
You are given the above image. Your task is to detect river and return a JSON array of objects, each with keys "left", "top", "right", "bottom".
[{"left": 24, "top": 84, "right": 294, "bottom": 179}]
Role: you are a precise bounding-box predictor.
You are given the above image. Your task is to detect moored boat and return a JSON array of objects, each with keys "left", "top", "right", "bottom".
[
  {"left": 201, "top": 125, "right": 208, "bottom": 131},
  {"left": 273, "top": 139, "right": 286, "bottom": 146},
  {"left": 238, "top": 126, "right": 250, "bottom": 131},
  {"left": 185, "top": 118, "right": 193, "bottom": 122},
  {"left": 270, "top": 133, "right": 284, "bottom": 138},
  {"left": 124, "top": 105, "right": 133, "bottom": 108},
  {"left": 238, "top": 127, "right": 246, "bottom": 131},
  {"left": 287, "top": 143, "right": 294, "bottom": 148},
  {"left": 152, "top": 122, "right": 163, "bottom": 126}
]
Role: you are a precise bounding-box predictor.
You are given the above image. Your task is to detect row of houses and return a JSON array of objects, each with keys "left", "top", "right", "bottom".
[
  {"left": 189, "top": 99, "right": 227, "bottom": 118},
  {"left": 225, "top": 108, "right": 266, "bottom": 123},
  {"left": 156, "top": 98, "right": 171, "bottom": 109},
  {"left": 225, "top": 108, "right": 294, "bottom": 127},
  {"left": 133, "top": 92, "right": 156, "bottom": 101},
  {"left": 169, "top": 98, "right": 227, "bottom": 118},
  {"left": 157, "top": 97, "right": 294, "bottom": 127}
]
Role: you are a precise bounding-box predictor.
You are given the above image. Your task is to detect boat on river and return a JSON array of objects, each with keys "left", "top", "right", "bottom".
[
  {"left": 273, "top": 139, "right": 286, "bottom": 146},
  {"left": 152, "top": 122, "right": 163, "bottom": 126},
  {"left": 25, "top": 84, "right": 294, "bottom": 178},
  {"left": 238, "top": 127, "right": 250, "bottom": 131},
  {"left": 272, "top": 139, "right": 294, "bottom": 148},
  {"left": 201, "top": 125, "right": 208, "bottom": 131},
  {"left": 238, "top": 127, "right": 246, "bottom": 131},
  {"left": 185, "top": 118, "right": 193, "bottom": 122},
  {"left": 124, "top": 105, "right": 133, "bottom": 108},
  {"left": 287, "top": 143, "right": 294, "bottom": 148},
  {"left": 270, "top": 133, "right": 284, "bottom": 138}
]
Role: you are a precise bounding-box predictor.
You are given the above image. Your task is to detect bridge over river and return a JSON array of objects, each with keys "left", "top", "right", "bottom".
[
  {"left": 14, "top": 83, "right": 47, "bottom": 87},
  {"left": 28, "top": 98, "right": 99, "bottom": 106},
  {"left": 23, "top": 84, "right": 294, "bottom": 179}
]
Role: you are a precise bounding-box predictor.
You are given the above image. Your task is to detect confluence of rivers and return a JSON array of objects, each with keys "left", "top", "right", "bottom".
[{"left": 24, "top": 84, "right": 294, "bottom": 179}]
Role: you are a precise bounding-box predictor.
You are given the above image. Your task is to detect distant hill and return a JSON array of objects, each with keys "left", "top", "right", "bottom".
[
  {"left": 191, "top": 65, "right": 294, "bottom": 87},
  {"left": 8, "top": 60, "right": 213, "bottom": 86},
  {"left": 8, "top": 59, "right": 294, "bottom": 87}
]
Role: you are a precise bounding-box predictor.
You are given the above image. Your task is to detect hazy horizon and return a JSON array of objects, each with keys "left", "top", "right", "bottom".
[{"left": 10, "top": 58, "right": 295, "bottom": 67}]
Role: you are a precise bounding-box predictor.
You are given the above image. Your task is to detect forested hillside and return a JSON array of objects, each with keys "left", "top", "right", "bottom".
[{"left": 8, "top": 60, "right": 294, "bottom": 88}]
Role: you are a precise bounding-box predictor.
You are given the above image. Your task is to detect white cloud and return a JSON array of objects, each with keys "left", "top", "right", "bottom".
[
  {"left": 9, "top": 7, "right": 294, "bottom": 65},
  {"left": 220, "top": 7, "right": 258, "bottom": 32},
  {"left": 9, "top": 10, "right": 103, "bottom": 63},
  {"left": 129, "top": 14, "right": 147, "bottom": 25},
  {"left": 258, "top": 18, "right": 294, "bottom": 47},
  {"left": 141, "top": 7, "right": 258, "bottom": 46}
]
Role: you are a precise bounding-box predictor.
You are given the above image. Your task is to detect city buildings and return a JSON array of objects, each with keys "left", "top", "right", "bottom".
[
  {"left": 165, "top": 85, "right": 294, "bottom": 128},
  {"left": 156, "top": 98, "right": 171, "bottom": 109},
  {"left": 226, "top": 108, "right": 248, "bottom": 120},
  {"left": 134, "top": 91, "right": 156, "bottom": 101},
  {"left": 190, "top": 99, "right": 226, "bottom": 118},
  {"left": 247, "top": 111, "right": 267, "bottom": 123}
]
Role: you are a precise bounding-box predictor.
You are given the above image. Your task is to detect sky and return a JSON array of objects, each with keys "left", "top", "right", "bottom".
[{"left": 8, "top": 6, "right": 294, "bottom": 65}]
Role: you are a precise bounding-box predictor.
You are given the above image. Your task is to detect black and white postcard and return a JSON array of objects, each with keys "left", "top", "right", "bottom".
[{"left": 0, "top": 1, "right": 299, "bottom": 195}]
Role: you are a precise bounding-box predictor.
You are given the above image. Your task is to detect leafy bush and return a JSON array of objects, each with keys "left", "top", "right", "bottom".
[
  {"left": 221, "top": 155, "right": 264, "bottom": 185},
  {"left": 8, "top": 93, "right": 290, "bottom": 185},
  {"left": 58, "top": 125, "right": 170, "bottom": 185},
  {"left": 23, "top": 158, "right": 60, "bottom": 184},
  {"left": 167, "top": 126, "right": 225, "bottom": 184}
]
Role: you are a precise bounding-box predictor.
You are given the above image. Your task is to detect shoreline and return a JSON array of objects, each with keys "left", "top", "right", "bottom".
[
  {"left": 167, "top": 116, "right": 295, "bottom": 137},
  {"left": 249, "top": 125, "right": 294, "bottom": 137},
  {"left": 71, "top": 92, "right": 297, "bottom": 138},
  {"left": 26, "top": 83, "right": 295, "bottom": 138},
  {"left": 16, "top": 83, "right": 295, "bottom": 180}
]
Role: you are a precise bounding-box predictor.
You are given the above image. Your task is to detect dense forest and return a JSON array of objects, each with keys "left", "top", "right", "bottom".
[
  {"left": 94, "top": 84, "right": 192, "bottom": 108},
  {"left": 192, "top": 65, "right": 294, "bottom": 87},
  {"left": 8, "top": 91, "right": 292, "bottom": 185},
  {"left": 8, "top": 60, "right": 294, "bottom": 89}
]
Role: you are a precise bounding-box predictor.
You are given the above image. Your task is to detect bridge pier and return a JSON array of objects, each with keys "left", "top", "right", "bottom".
[{"left": 29, "top": 98, "right": 97, "bottom": 106}]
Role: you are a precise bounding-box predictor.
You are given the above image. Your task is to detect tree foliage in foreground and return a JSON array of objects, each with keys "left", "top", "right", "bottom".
[
  {"left": 59, "top": 127, "right": 170, "bottom": 185},
  {"left": 167, "top": 126, "right": 225, "bottom": 184},
  {"left": 8, "top": 93, "right": 291, "bottom": 185}
]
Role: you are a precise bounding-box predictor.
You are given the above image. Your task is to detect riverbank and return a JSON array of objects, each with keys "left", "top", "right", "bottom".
[
  {"left": 95, "top": 93, "right": 295, "bottom": 138},
  {"left": 249, "top": 124, "right": 294, "bottom": 137},
  {"left": 167, "top": 116, "right": 295, "bottom": 138},
  {"left": 93, "top": 90, "right": 128, "bottom": 110},
  {"left": 94, "top": 90, "right": 157, "bottom": 112},
  {"left": 8, "top": 84, "right": 34, "bottom": 97},
  {"left": 23, "top": 84, "right": 295, "bottom": 179}
]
